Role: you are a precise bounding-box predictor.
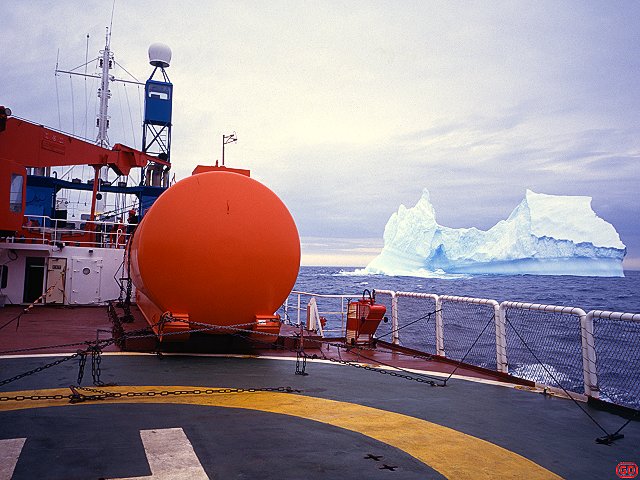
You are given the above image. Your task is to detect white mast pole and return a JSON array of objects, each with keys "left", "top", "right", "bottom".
[{"left": 95, "top": 27, "right": 113, "bottom": 215}]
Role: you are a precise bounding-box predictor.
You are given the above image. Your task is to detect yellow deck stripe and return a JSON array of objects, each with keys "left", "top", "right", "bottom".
[{"left": 0, "top": 386, "right": 561, "bottom": 479}]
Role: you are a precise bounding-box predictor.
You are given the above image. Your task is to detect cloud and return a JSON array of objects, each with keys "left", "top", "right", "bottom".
[{"left": 1, "top": 1, "right": 639, "bottom": 267}]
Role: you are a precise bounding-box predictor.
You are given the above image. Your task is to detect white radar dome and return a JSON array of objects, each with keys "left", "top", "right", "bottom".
[{"left": 148, "top": 43, "right": 172, "bottom": 68}]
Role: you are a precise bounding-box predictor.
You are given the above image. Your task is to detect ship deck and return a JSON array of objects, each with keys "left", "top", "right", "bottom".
[{"left": 1, "top": 305, "right": 638, "bottom": 479}]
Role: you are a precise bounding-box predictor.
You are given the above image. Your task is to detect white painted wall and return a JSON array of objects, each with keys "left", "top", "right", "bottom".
[{"left": 0, "top": 244, "right": 132, "bottom": 306}]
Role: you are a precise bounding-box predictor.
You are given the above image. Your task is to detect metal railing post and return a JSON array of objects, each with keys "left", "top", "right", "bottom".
[
  {"left": 391, "top": 292, "right": 399, "bottom": 345},
  {"left": 435, "top": 296, "right": 445, "bottom": 356},
  {"left": 284, "top": 297, "right": 289, "bottom": 323},
  {"left": 495, "top": 304, "right": 508, "bottom": 373},
  {"left": 580, "top": 311, "right": 599, "bottom": 399},
  {"left": 296, "top": 294, "right": 301, "bottom": 326},
  {"left": 373, "top": 290, "right": 399, "bottom": 345}
]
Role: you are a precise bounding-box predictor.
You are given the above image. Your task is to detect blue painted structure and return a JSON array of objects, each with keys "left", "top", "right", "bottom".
[
  {"left": 144, "top": 80, "right": 173, "bottom": 126},
  {"left": 25, "top": 175, "right": 165, "bottom": 224},
  {"left": 142, "top": 67, "right": 173, "bottom": 170}
]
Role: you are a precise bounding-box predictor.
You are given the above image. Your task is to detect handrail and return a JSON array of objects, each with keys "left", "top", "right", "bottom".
[
  {"left": 290, "top": 290, "right": 359, "bottom": 299},
  {"left": 4, "top": 214, "right": 133, "bottom": 249},
  {"left": 285, "top": 291, "right": 361, "bottom": 335},
  {"left": 374, "top": 290, "right": 399, "bottom": 345},
  {"left": 284, "top": 289, "right": 639, "bottom": 407},
  {"left": 588, "top": 311, "right": 640, "bottom": 323},
  {"left": 500, "top": 302, "right": 596, "bottom": 398}
]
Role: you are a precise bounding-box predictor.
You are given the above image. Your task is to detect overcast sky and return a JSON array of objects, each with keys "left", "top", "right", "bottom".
[{"left": 2, "top": 1, "right": 639, "bottom": 268}]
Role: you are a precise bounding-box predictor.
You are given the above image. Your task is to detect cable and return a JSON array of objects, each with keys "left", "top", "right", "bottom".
[
  {"left": 505, "top": 312, "right": 612, "bottom": 438},
  {"left": 376, "top": 309, "right": 439, "bottom": 341}
]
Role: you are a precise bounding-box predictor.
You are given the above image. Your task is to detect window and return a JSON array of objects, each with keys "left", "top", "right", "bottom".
[
  {"left": 9, "top": 174, "right": 22, "bottom": 213},
  {"left": 148, "top": 83, "right": 171, "bottom": 101}
]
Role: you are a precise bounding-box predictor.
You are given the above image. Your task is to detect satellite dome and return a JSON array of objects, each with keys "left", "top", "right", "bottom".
[{"left": 148, "top": 43, "right": 172, "bottom": 68}]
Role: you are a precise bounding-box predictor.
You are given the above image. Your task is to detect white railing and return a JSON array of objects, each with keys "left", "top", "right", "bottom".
[
  {"left": 500, "top": 302, "right": 596, "bottom": 397},
  {"left": 283, "top": 291, "right": 359, "bottom": 336},
  {"left": 587, "top": 311, "right": 640, "bottom": 407},
  {"left": 3, "top": 214, "right": 132, "bottom": 249},
  {"left": 284, "top": 289, "right": 640, "bottom": 408}
]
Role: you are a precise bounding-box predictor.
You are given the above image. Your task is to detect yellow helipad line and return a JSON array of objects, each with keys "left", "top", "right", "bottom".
[{"left": 0, "top": 386, "right": 561, "bottom": 479}]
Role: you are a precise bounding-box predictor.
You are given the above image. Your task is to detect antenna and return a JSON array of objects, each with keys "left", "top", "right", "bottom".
[
  {"left": 222, "top": 133, "right": 237, "bottom": 166},
  {"left": 55, "top": 25, "right": 145, "bottom": 217},
  {"left": 96, "top": 27, "right": 112, "bottom": 149},
  {"left": 141, "top": 43, "right": 173, "bottom": 188},
  {"left": 109, "top": 0, "right": 116, "bottom": 42}
]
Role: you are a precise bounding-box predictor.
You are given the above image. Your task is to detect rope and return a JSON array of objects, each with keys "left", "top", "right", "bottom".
[
  {"left": 607, "top": 410, "right": 640, "bottom": 442},
  {"left": 123, "top": 83, "right": 138, "bottom": 149},
  {"left": 0, "top": 278, "right": 63, "bottom": 333},
  {"left": 505, "top": 311, "right": 613, "bottom": 440},
  {"left": 55, "top": 59, "right": 62, "bottom": 130},
  {"left": 69, "top": 74, "right": 75, "bottom": 135},
  {"left": 117, "top": 83, "right": 128, "bottom": 146},
  {"left": 375, "top": 309, "right": 440, "bottom": 341},
  {"left": 441, "top": 313, "right": 495, "bottom": 385}
]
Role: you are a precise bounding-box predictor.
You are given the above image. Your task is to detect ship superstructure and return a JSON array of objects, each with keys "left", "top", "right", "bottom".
[{"left": 0, "top": 38, "right": 173, "bottom": 308}]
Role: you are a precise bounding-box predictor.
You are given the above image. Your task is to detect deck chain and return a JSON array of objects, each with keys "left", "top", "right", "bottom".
[
  {"left": 1, "top": 306, "right": 439, "bottom": 392},
  {"left": 90, "top": 345, "right": 104, "bottom": 386},
  {"left": 0, "top": 315, "right": 266, "bottom": 389},
  {"left": 319, "top": 354, "right": 439, "bottom": 386},
  {"left": 0, "top": 385, "right": 301, "bottom": 404},
  {"left": 295, "top": 350, "right": 308, "bottom": 376},
  {"left": 1, "top": 338, "right": 117, "bottom": 388},
  {"left": 0, "top": 352, "right": 84, "bottom": 387},
  {"left": 76, "top": 351, "right": 87, "bottom": 384}
]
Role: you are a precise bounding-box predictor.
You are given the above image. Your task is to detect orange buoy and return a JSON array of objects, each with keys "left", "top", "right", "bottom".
[{"left": 129, "top": 170, "right": 300, "bottom": 332}]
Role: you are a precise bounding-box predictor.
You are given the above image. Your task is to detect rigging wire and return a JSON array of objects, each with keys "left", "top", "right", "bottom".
[
  {"left": 55, "top": 50, "right": 62, "bottom": 130},
  {"left": 117, "top": 82, "right": 128, "bottom": 145},
  {"left": 375, "top": 309, "right": 438, "bottom": 341},
  {"left": 137, "top": 84, "right": 144, "bottom": 185},
  {"left": 69, "top": 74, "right": 75, "bottom": 135},
  {"left": 124, "top": 83, "right": 137, "bottom": 149},
  {"left": 504, "top": 312, "right": 613, "bottom": 439},
  {"left": 109, "top": 0, "right": 116, "bottom": 42},
  {"left": 114, "top": 61, "right": 141, "bottom": 83},
  {"left": 84, "top": 33, "right": 90, "bottom": 141},
  {"left": 60, "top": 166, "right": 75, "bottom": 180}
]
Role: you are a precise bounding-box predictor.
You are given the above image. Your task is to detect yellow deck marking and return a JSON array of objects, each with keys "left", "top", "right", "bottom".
[{"left": 0, "top": 386, "right": 561, "bottom": 479}]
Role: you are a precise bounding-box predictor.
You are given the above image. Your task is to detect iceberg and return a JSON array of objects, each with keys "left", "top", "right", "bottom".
[{"left": 365, "top": 189, "right": 626, "bottom": 277}]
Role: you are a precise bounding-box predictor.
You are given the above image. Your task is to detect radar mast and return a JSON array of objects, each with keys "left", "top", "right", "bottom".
[{"left": 141, "top": 43, "right": 173, "bottom": 187}]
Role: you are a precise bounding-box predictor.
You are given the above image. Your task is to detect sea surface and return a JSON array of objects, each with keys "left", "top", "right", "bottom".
[
  {"left": 292, "top": 267, "right": 640, "bottom": 314},
  {"left": 284, "top": 267, "right": 640, "bottom": 408}
]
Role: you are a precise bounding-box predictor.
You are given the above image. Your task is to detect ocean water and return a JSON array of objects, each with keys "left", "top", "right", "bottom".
[
  {"left": 292, "top": 267, "right": 640, "bottom": 314},
  {"left": 284, "top": 267, "right": 640, "bottom": 408}
]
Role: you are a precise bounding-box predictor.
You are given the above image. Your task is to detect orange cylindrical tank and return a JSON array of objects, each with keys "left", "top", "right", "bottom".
[{"left": 129, "top": 170, "right": 300, "bottom": 330}]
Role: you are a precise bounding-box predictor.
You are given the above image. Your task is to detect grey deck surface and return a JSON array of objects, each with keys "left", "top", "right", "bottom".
[{"left": 1, "top": 354, "right": 638, "bottom": 479}]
